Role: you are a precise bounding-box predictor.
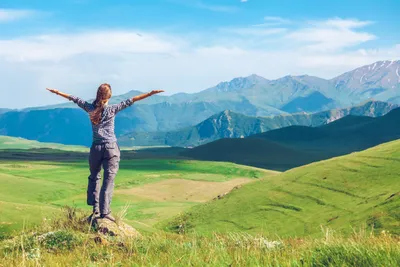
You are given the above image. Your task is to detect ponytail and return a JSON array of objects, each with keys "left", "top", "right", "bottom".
[
  {"left": 89, "top": 83, "right": 112, "bottom": 125},
  {"left": 90, "top": 100, "right": 107, "bottom": 125}
]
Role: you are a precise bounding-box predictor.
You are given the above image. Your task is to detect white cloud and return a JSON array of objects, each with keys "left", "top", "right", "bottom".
[
  {"left": 0, "top": 31, "right": 185, "bottom": 62},
  {"left": 264, "top": 16, "right": 291, "bottom": 24},
  {"left": 0, "top": 9, "right": 35, "bottom": 22},
  {"left": 0, "top": 17, "right": 399, "bottom": 108},
  {"left": 240, "top": 0, "right": 248, "bottom": 2},
  {"left": 287, "top": 18, "right": 376, "bottom": 51},
  {"left": 221, "top": 16, "right": 289, "bottom": 38},
  {"left": 321, "top": 18, "right": 373, "bottom": 29},
  {"left": 253, "top": 16, "right": 291, "bottom": 27},
  {"left": 221, "top": 27, "right": 287, "bottom": 36}
]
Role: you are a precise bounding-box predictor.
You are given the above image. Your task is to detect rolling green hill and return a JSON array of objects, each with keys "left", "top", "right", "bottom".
[
  {"left": 0, "top": 135, "right": 88, "bottom": 152},
  {"left": 164, "top": 140, "right": 400, "bottom": 237}
]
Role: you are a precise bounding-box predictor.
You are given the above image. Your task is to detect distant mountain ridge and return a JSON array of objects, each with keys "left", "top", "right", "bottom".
[
  {"left": 0, "top": 109, "right": 11, "bottom": 115},
  {"left": 119, "top": 101, "right": 398, "bottom": 147},
  {"left": 280, "top": 91, "right": 336, "bottom": 113},
  {"left": 333, "top": 60, "right": 400, "bottom": 92},
  {"left": 23, "top": 60, "right": 400, "bottom": 113},
  {"left": 1, "top": 60, "right": 399, "bottom": 146}
]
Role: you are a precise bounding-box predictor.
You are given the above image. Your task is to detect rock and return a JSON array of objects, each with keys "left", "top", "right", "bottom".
[
  {"left": 92, "top": 218, "right": 141, "bottom": 239},
  {"left": 94, "top": 235, "right": 109, "bottom": 245}
]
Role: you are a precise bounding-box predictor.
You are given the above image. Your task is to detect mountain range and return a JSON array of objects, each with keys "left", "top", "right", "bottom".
[
  {"left": 0, "top": 60, "right": 399, "bottom": 146},
  {"left": 181, "top": 106, "right": 400, "bottom": 170},
  {"left": 118, "top": 101, "right": 397, "bottom": 147},
  {"left": 0, "top": 109, "right": 10, "bottom": 115}
]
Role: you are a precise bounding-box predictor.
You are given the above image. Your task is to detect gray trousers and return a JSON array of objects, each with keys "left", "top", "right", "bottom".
[{"left": 87, "top": 142, "right": 120, "bottom": 215}]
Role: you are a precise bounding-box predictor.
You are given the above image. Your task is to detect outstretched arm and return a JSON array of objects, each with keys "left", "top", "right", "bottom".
[
  {"left": 46, "top": 88, "right": 92, "bottom": 112},
  {"left": 131, "top": 90, "right": 164, "bottom": 103},
  {"left": 46, "top": 88, "right": 71, "bottom": 100},
  {"left": 113, "top": 90, "right": 165, "bottom": 114}
]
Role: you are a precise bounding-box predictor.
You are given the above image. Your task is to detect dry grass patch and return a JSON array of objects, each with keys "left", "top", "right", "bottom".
[{"left": 117, "top": 178, "right": 253, "bottom": 202}]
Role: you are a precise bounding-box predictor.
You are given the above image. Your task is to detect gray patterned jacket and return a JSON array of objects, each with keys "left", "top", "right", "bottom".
[{"left": 69, "top": 96, "right": 134, "bottom": 144}]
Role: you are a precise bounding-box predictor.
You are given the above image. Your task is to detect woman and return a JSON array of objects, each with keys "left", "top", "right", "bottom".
[{"left": 46, "top": 84, "right": 164, "bottom": 222}]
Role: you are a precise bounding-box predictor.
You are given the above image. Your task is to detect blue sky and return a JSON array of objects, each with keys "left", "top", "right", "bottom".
[{"left": 0, "top": 0, "right": 399, "bottom": 108}]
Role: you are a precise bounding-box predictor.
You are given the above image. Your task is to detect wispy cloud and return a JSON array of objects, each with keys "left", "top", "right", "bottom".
[
  {"left": 320, "top": 18, "right": 373, "bottom": 29},
  {"left": 287, "top": 18, "right": 375, "bottom": 51},
  {"left": 195, "top": 1, "right": 238, "bottom": 12},
  {"left": 0, "top": 9, "right": 36, "bottom": 23},
  {"left": 0, "top": 31, "right": 184, "bottom": 62},
  {"left": 222, "top": 16, "right": 290, "bottom": 38},
  {"left": 253, "top": 16, "right": 291, "bottom": 27},
  {"left": 222, "top": 27, "right": 287, "bottom": 36},
  {"left": 169, "top": 0, "right": 238, "bottom": 13}
]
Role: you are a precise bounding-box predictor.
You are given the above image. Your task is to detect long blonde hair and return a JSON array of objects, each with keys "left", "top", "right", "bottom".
[{"left": 90, "top": 83, "right": 112, "bottom": 125}]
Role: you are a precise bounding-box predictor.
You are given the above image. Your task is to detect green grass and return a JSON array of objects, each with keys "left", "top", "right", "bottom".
[
  {"left": 0, "top": 135, "right": 184, "bottom": 153},
  {"left": 164, "top": 140, "right": 400, "bottom": 237},
  {"left": 1, "top": 209, "right": 399, "bottom": 266},
  {"left": 0, "top": 136, "right": 89, "bottom": 152},
  {"left": 0, "top": 157, "right": 275, "bottom": 236}
]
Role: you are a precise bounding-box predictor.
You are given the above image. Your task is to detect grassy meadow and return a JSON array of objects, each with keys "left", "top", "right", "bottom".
[
  {"left": 0, "top": 147, "right": 275, "bottom": 237},
  {"left": 0, "top": 136, "right": 399, "bottom": 266}
]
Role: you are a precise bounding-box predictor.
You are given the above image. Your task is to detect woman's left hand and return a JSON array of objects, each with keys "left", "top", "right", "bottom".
[
  {"left": 46, "top": 88, "right": 59, "bottom": 95},
  {"left": 149, "top": 90, "right": 164, "bottom": 95}
]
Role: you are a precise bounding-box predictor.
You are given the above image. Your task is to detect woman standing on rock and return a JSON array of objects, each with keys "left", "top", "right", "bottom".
[{"left": 47, "top": 84, "right": 164, "bottom": 222}]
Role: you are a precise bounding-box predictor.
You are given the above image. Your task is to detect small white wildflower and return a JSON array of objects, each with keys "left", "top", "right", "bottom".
[
  {"left": 26, "top": 248, "right": 41, "bottom": 260},
  {"left": 253, "top": 237, "right": 283, "bottom": 250},
  {"left": 37, "top": 231, "right": 56, "bottom": 242}
]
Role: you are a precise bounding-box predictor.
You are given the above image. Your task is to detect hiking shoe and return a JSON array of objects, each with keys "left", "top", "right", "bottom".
[
  {"left": 87, "top": 211, "right": 100, "bottom": 224},
  {"left": 93, "top": 206, "right": 100, "bottom": 214},
  {"left": 100, "top": 213, "right": 116, "bottom": 223}
]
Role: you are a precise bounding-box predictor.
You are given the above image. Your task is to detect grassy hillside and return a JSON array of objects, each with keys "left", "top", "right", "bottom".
[
  {"left": 1, "top": 211, "right": 399, "bottom": 266},
  {"left": 165, "top": 140, "right": 400, "bottom": 237},
  {"left": 0, "top": 155, "right": 276, "bottom": 237}
]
